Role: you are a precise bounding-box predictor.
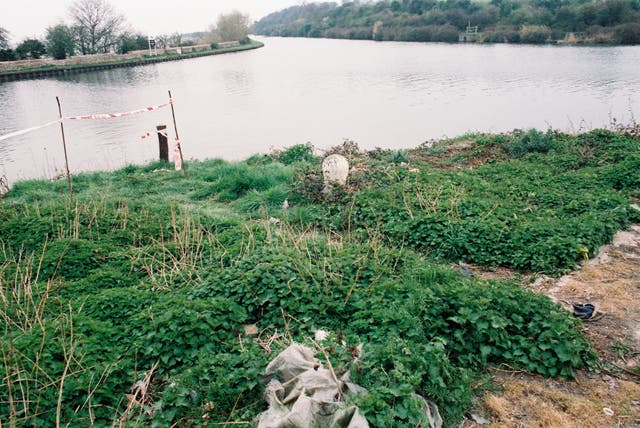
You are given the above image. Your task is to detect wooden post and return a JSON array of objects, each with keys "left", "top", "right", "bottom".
[
  {"left": 168, "top": 90, "right": 186, "bottom": 177},
  {"left": 55, "top": 96, "right": 73, "bottom": 196},
  {"left": 156, "top": 125, "right": 168, "bottom": 162}
]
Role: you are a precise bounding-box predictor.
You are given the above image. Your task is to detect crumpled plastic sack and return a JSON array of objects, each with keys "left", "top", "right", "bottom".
[
  {"left": 256, "top": 343, "right": 443, "bottom": 428},
  {"left": 257, "top": 343, "right": 368, "bottom": 428}
]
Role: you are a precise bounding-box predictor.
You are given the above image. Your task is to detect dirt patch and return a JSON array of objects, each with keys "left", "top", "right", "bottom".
[
  {"left": 450, "top": 263, "right": 529, "bottom": 282},
  {"left": 411, "top": 138, "right": 508, "bottom": 170},
  {"left": 461, "top": 224, "right": 640, "bottom": 428},
  {"left": 468, "top": 371, "right": 640, "bottom": 428},
  {"left": 545, "top": 225, "right": 640, "bottom": 359}
]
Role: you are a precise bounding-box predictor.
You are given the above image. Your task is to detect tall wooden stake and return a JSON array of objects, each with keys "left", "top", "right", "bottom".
[
  {"left": 168, "top": 90, "right": 186, "bottom": 177},
  {"left": 56, "top": 96, "right": 73, "bottom": 196}
]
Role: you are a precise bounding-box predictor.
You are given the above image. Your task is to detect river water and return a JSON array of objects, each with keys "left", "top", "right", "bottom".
[{"left": 1, "top": 37, "right": 639, "bottom": 184}]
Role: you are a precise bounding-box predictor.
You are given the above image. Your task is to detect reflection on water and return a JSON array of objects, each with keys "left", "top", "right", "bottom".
[
  {"left": 222, "top": 70, "right": 254, "bottom": 96},
  {"left": 57, "top": 65, "right": 162, "bottom": 87},
  {"left": 1, "top": 37, "right": 639, "bottom": 185}
]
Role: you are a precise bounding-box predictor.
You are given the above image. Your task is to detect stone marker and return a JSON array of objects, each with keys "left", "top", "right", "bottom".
[{"left": 322, "top": 154, "right": 349, "bottom": 191}]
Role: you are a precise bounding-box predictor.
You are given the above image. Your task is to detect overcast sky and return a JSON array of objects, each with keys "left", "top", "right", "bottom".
[{"left": 0, "top": 0, "right": 303, "bottom": 43}]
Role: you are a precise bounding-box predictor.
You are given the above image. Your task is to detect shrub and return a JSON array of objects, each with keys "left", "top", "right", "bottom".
[
  {"left": 134, "top": 296, "right": 247, "bottom": 373},
  {"left": 0, "top": 48, "right": 16, "bottom": 61},
  {"left": 503, "top": 129, "right": 556, "bottom": 157},
  {"left": 430, "top": 24, "right": 460, "bottom": 42},
  {"left": 585, "top": 25, "right": 616, "bottom": 43},
  {"left": 579, "top": 129, "right": 636, "bottom": 164},
  {"left": 519, "top": 25, "right": 552, "bottom": 43},
  {"left": 602, "top": 154, "right": 640, "bottom": 191},
  {"left": 40, "top": 238, "right": 113, "bottom": 280},
  {"left": 80, "top": 286, "right": 155, "bottom": 323},
  {"left": 45, "top": 24, "right": 75, "bottom": 59},
  {"left": 482, "top": 26, "right": 521, "bottom": 43},
  {"left": 58, "top": 266, "right": 142, "bottom": 299},
  {"left": 352, "top": 338, "right": 474, "bottom": 425},
  {"left": 615, "top": 22, "right": 640, "bottom": 44},
  {"left": 275, "top": 143, "right": 316, "bottom": 165},
  {"left": 15, "top": 38, "right": 46, "bottom": 59}
]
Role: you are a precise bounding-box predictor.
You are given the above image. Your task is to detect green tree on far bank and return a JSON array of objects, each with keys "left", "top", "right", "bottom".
[
  {"left": 45, "top": 24, "right": 75, "bottom": 59},
  {"left": 118, "top": 32, "right": 148, "bottom": 53},
  {"left": 15, "top": 39, "right": 46, "bottom": 59},
  {"left": 616, "top": 22, "right": 640, "bottom": 43}
]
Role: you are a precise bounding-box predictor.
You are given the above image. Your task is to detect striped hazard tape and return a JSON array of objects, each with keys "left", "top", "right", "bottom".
[
  {"left": 174, "top": 139, "right": 183, "bottom": 171},
  {"left": 0, "top": 98, "right": 172, "bottom": 143},
  {"left": 141, "top": 129, "right": 168, "bottom": 140},
  {"left": 0, "top": 119, "right": 62, "bottom": 142},
  {"left": 66, "top": 101, "right": 171, "bottom": 120}
]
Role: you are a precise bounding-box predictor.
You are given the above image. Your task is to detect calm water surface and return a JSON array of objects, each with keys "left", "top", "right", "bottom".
[{"left": 1, "top": 37, "right": 639, "bottom": 184}]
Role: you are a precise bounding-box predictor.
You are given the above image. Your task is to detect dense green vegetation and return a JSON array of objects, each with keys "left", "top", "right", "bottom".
[
  {"left": 315, "top": 129, "right": 640, "bottom": 272},
  {"left": 254, "top": 0, "right": 640, "bottom": 44},
  {"left": 1, "top": 128, "right": 639, "bottom": 426}
]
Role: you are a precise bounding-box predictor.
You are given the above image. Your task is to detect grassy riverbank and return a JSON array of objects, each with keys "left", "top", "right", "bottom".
[
  {"left": 1, "top": 128, "right": 639, "bottom": 426},
  {"left": 0, "top": 40, "right": 263, "bottom": 81}
]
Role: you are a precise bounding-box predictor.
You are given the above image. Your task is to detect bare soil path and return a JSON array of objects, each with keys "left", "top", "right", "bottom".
[{"left": 463, "top": 225, "right": 640, "bottom": 428}]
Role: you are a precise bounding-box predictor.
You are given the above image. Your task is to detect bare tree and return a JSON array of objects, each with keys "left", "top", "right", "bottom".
[
  {"left": 155, "top": 34, "right": 169, "bottom": 49},
  {"left": 208, "top": 11, "right": 251, "bottom": 43},
  {"left": 69, "top": 0, "right": 125, "bottom": 54},
  {"left": 169, "top": 32, "right": 183, "bottom": 47},
  {"left": 154, "top": 33, "right": 183, "bottom": 49},
  {"left": 0, "top": 27, "right": 9, "bottom": 49}
]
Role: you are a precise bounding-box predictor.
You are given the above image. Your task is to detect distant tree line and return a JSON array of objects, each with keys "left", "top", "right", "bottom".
[
  {"left": 1, "top": 0, "right": 139, "bottom": 61},
  {"left": 1, "top": 0, "right": 250, "bottom": 62},
  {"left": 253, "top": 0, "right": 640, "bottom": 44}
]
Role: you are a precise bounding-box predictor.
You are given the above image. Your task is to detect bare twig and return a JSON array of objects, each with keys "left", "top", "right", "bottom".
[
  {"left": 257, "top": 328, "right": 284, "bottom": 354},
  {"left": 280, "top": 309, "right": 294, "bottom": 344},
  {"left": 56, "top": 306, "right": 76, "bottom": 428},
  {"left": 120, "top": 360, "right": 160, "bottom": 424},
  {"left": 224, "top": 392, "right": 243, "bottom": 424},
  {"left": 310, "top": 338, "right": 343, "bottom": 400},
  {"left": 210, "top": 423, "right": 252, "bottom": 426}
]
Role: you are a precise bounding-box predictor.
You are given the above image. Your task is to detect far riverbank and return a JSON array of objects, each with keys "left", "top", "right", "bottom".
[{"left": 0, "top": 40, "right": 264, "bottom": 82}]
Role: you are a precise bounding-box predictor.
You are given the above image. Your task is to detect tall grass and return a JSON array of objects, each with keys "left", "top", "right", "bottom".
[{"left": 0, "top": 249, "right": 106, "bottom": 427}]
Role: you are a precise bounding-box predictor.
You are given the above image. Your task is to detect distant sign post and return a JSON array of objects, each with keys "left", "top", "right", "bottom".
[{"left": 148, "top": 37, "right": 157, "bottom": 56}]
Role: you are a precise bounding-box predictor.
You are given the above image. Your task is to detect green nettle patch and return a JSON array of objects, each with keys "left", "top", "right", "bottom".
[
  {"left": 1, "top": 129, "right": 637, "bottom": 426},
  {"left": 311, "top": 130, "right": 640, "bottom": 273}
]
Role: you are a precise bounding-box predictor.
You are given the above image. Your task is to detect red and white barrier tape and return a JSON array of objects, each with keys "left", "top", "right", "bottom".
[
  {"left": 141, "top": 129, "right": 168, "bottom": 140},
  {"left": 66, "top": 102, "right": 171, "bottom": 121},
  {"left": 0, "top": 99, "right": 173, "bottom": 142},
  {"left": 0, "top": 119, "right": 62, "bottom": 142},
  {"left": 174, "top": 140, "right": 183, "bottom": 171}
]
